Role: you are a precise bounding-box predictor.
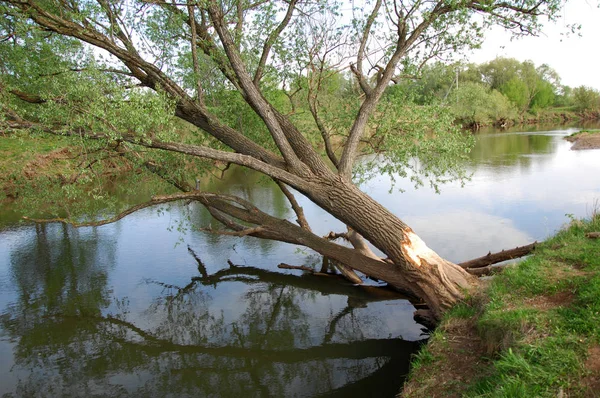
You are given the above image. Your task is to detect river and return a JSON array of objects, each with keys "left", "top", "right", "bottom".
[{"left": 1, "top": 123, "right": 599, "bottom": 397}]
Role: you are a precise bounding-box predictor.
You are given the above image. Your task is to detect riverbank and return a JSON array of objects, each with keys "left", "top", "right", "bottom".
[
  {"left": 566, "top": 130, "right": 600, "bottom": 150},
  {"left": 0, "top": 130, "right": 178, "bottom": 223},
  {"left": 464, "top": 109, "right": 600, "bottom": 130},
  {"left": 401, "top": 213, "right": 600, "bottom": 397}
]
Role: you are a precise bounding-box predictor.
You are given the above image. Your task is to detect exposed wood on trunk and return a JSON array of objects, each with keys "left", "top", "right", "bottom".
[{"left": 459, "top": 242, "right": 537, "bottom": 269}]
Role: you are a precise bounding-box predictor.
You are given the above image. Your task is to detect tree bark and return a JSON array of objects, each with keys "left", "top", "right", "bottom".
[{"left": 292, "top": 175, "right": 477, "bottom": 320}]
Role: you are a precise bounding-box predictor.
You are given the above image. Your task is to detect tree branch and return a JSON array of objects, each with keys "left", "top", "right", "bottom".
[
  {"left": 253, "top": 0, "right": 298, "bottom": 85},
  {"left": 354, "top": 0, "right": 383, "bottom": 96},
  {"left": 274, "top": 180, "right": 312, "bottom": 231},
  {"left": 206, "top": 0, "right": 309, "bottom": 175},
  {"left": 459, "top": 242, "right": 537, "bottom": 269},
  {"left": 337, "top": 0, "right": 452, "bottom": 179},
  {"left": 186, "top": 1, "right": 205, "bottom": 103},
  {"left": 8, "top": 0, "right": 284, "bottom": 169}
]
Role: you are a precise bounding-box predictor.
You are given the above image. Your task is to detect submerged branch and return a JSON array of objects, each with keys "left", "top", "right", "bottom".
[{"left": 187, "top": 245, "right": 209, "bottom": 278}]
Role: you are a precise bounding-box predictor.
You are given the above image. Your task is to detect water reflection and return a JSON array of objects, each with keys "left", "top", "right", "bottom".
[
  {"left": 0, "top": 225, "right": 422, "bottom": 397},
  {"left": 469, "top": 132, "right": 555, "bottom": 168}
]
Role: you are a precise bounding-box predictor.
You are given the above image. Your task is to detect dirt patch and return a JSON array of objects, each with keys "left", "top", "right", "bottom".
[
  {"left": 523, "top": 290, "right": 574, "bottom": 311},
  {"left": 22, "top": 147, "right": 73, "bottom": 179},
  {"left": 565, "top": 132, "right": 600, "bottom": 150},
  {"left": 545, "top": 260, "right": 588, "bottom": 278},
  {"left": 581, "top": 345, "right": 600, "bottom": 397},
  {"left": 401, "top": 319, "right": 489, "bottom": 397}
]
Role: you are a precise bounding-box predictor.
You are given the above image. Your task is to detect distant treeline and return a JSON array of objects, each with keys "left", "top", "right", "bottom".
[{"left": 384, "top": 57, "right": 600, "bottom": 128}]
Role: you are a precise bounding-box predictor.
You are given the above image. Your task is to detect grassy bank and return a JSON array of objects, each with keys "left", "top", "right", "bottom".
[
  {"left": 462, "top": 108, "right": 600, "bottom": 130},
  {"left": 402, "top": 212, "right": 600, "bottom": 397},
  {"left": 0, "top": 130, "right": 178, "bottom": 223}
]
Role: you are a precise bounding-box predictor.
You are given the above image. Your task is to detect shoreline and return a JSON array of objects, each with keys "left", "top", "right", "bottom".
[
  {"left": 565, "top": 130, "right": 600, "bottom": 150},
  {"left": 463, "top": 110, "right": 600, "bottom": 131},
  {"left": 401, "top": 214, "right": 600, "bottom": 397}
]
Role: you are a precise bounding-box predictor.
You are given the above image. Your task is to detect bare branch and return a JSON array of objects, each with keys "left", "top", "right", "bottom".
[
  {"left": 459, "top": 242, "right": 537, "bottom": 269},
  {"left": 354, "top": 0, "right": 383, "bottom": 95},
  {"left": 253, "top": 0, "right": 298, "bottom": 85},
  {"left": 186, "top": 2, "right": 205, "bottom": 103},
  {"left": 277, "top": 263, "right": 316, "bottom": 272},
  {"left": 199, "top": 225, "right": 266, "bottom": 237},
  {"left": 274, "top": 180, "right": 312, "bottom": 231}
]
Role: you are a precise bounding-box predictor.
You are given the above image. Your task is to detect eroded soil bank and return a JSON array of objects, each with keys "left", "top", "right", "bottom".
[{"left": 566, "top": 130, "right": 600, "bottom": 150}]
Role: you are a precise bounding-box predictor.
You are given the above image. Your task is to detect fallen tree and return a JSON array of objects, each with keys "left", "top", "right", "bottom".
[{"left": 0, "top": 0, "right": 566, "bottom": 323}]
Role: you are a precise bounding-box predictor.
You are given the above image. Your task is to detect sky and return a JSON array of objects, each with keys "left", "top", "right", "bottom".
[{"left": 468, "top": 0, "right": 600, "bottom": 90}]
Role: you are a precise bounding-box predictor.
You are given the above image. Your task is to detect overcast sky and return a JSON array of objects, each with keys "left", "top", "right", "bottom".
[{"left": 467, "top": 0, "right": 600, "bottom": 90}]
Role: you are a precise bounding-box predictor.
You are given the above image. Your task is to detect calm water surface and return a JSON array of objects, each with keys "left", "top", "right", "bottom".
[{"left": 1, "top": 124, "right": 599, "bottom": 397}]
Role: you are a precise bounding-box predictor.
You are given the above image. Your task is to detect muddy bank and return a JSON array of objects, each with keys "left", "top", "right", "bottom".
[
  {"left": 464, "top": 110, "right": 600, "bottom": 130},
  {"left": 565, "top": 131, "right": 600, "bottom": 150}
]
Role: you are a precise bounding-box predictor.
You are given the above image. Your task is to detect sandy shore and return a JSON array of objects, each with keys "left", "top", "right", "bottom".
[{"left": 565, "top": 131, "right": 600, "bottom": 150}]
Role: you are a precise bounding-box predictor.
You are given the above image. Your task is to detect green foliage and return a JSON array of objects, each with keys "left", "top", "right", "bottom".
[
  {"left": 451, "top": 82, "right": 516, "bottom": 125},
  {"left": 572, "top": 86, "right": 600, "bottom": 111},
  {"left": 500, "top": 77, "right": 530, "bottom": 111},
  {"left": 397, "top": 62, "right": 458, "bottom": 105},
  {"left": 390, "top": 57, "right": 569, "bottom": 120},
  {"left": 530, "top": 79, "right": 555, "bottom": 111},
  {"left": 553, "top": 85, "right": 574, "bottom": 108},
  {"left": 358, "top": 91, "right": 475, "bottom": 191}
]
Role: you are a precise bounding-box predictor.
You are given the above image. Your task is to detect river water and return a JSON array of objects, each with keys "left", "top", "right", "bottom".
[{"left": 1, "top": 123, "right": 599, "bottom": 397}]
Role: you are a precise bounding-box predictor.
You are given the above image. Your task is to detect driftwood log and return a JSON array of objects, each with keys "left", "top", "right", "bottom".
[
  {"left": 458, "top": 242, "right": 537, "bottom": 270},
  {"left": 586, "top": 232, "right": 600, "bottom": 239}
]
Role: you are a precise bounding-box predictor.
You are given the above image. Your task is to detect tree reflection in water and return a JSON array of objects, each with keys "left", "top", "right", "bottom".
[{"left": 1, "top": 224, "right": 424, "bottom": 397}]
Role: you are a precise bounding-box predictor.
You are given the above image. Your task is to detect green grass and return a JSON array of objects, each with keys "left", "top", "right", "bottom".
[
  {"left": 568, "top": 129, "right": 600, "bottom": 139},
  {"left": 0, "top": 130, "right": 176, "bottom": 224},
  {"left": 403, "top": 212, "right": 600, "bottom": 397},
  {"left": 0, "top": 130, "right": 71, "bottom": 169}
]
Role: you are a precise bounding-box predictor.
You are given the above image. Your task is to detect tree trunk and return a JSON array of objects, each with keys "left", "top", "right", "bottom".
[{"left": 296, "top": 175, "right": 478, "bottom": 320}]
